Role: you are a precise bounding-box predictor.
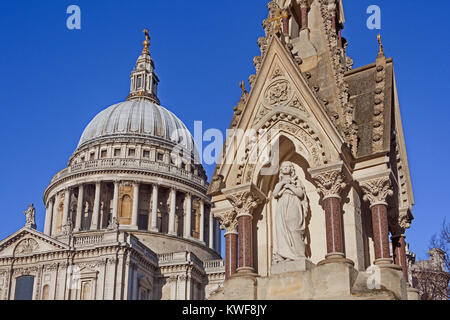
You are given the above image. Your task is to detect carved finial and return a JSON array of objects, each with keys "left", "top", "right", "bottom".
[
  {"left": 142, "top": 28, "right": 151, "bottom": 55},
  {"left": 377, "top": 34, "right": 384, "bottom": 56},
  {"left": 239, "top": 81, "right": 248, "bottom": 98}
]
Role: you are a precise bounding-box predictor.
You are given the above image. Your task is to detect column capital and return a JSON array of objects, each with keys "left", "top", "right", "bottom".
[
  {"left": 299, "top": 0, "right": 308, "bottom": 7},
  {"left": 360, "top": 176, "right": 393, "bottom": 208},
  {"left": 309, "top": 162, "right": 348, "bottom": 200},
  {"left": 223, "top": 183, "right": 265, "bottom": 219},
  {"left": 214, "top": 209, "right": 238, "bottom": 235}
]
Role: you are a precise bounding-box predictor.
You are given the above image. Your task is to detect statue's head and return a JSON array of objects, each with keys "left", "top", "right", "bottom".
[{"left": 279, "top": 161, "right": 295, "bottom": 178}]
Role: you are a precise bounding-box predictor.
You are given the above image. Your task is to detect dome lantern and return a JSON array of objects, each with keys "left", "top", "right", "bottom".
[{"left": 127, "top": 29, "right": 160, "bottom": 104}]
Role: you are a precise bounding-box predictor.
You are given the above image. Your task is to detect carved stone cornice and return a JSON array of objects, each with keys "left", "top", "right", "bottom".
[
  {"left": 223, "top": 184, "right": 265, "bottom": 219},
  {"left": 360, "top": 176, "right": 393, "bottom": 208},
  {"left": 214, "top": 210, "right": 238, "bottom": 235}
]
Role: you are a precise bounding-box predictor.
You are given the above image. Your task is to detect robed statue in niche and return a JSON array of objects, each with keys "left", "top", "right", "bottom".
[{"left": 272, "top": 161, "right": 308, "bottom": 263}]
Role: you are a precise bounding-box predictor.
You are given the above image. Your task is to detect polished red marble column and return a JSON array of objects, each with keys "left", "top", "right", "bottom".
[
  {"left": 392, "top": 234, "right": 408, "bottom": 280},
  {"left": 323, "top": 196, "right": 345, "bottom": 258},
  {"left": 300, "top": 5, "right": 308, "bottom": 30},
  {"left": 282, "top": 17, "right": 289, "bottom": 35},
  {"left": 225, "top": 232, "right": 238, "bottom": 279},
  {"left": 371, "top": 204, "right": 391, "bottom": 263},
  {"left": 237, "top": 215, "right": 254, "bottom": 272}
]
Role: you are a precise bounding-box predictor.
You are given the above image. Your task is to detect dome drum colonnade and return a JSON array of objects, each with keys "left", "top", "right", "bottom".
[{"left": 43, "top": 178, "right": 217, "bottom": 248}]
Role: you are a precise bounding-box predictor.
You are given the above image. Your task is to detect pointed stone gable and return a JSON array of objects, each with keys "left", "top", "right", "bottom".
[{"left": 217, "top": 35, "right": 344, "bottom": 187}]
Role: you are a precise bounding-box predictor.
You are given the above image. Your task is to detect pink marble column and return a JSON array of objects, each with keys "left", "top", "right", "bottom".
[
  {"left": 323, "top": 196, "right": 345, "bottom": 258},
  {"left": 238, "top": 215, "right": 254, "bottom": 272},
  {"left": 225, "top": 233, "right": 238, "bottom": 279},
  {"left": 300, "top": 4, "right": 308, "bottom": 30},
  {"left": 371, "top": 204, "right": 391, "bottom": 262},
  {"left": 392, "top": 234, "right": 408, "bottom": 280}
]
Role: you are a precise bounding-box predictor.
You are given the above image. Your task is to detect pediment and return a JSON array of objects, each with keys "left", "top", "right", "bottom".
[
  {"left": 218, "top": 36, "right": 345, "bottom": 186},
  {"left": 0, "top": 228, "right": 70, "bottom": 259}
]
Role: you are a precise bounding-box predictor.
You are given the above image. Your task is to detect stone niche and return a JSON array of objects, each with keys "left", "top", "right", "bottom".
[
  {"left": 118, "top": 183, "right": 134, "bottom": 225},
  {"left": 253, "top": 138, "right": 324, "bottom": 278}
]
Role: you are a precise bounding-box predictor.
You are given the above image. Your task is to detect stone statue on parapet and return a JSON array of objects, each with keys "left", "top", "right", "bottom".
[{"left": 23, "top": 204, "right": 37, "bottom": 230}]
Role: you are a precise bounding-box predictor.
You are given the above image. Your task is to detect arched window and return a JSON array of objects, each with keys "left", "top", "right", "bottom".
[
  {"left": 14, "top": 275, "right": 35, "bottom": 300},
  {"left": 41, "top": 285, "right": 50, "bottom": 300}
]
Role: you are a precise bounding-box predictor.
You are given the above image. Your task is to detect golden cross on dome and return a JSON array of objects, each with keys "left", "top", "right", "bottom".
[
  {"left": 267, "top": 9, "right": 288, "bottom": 30},
  {"left": 142, "top": 28, "right": 151, "bottom": 54}
]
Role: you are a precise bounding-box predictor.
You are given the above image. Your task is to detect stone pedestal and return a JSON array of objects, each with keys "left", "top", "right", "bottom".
[
  {"left": 271, "top": 258, "right": 315, "bottom": 275},
  {"left": 407, "top": 287, "right": 420, "bottom": 300},
  {"left": 311, "top": 261, "right": 358, "bottom": 299},
  {"left": 377, "top": 266, "right": 408, "bottom": 300},
  {"left": 209, "top": 272, "right": 258, "bottom": 300}
]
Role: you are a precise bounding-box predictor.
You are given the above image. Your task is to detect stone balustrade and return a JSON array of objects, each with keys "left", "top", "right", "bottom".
[
  {"left": 203, "top": 259, "right": 225, "bottom": 270},
  {"left": 49, "top": 158, "right": 208, "bottom": 189}
]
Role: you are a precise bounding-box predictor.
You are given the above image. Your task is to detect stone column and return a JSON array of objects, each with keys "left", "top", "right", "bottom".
[
  {"left": 184, "top": 193, "right": 192, "bottom": 238},
  {"left": 44, "top": 198, "right": 54, "bottom": 235},
  {"left": 215, "top": 210, "right": 238, "bottom": 279},
  {"left": 62, "top": 188, "right": 70, "bottom": 227},
  {"left": 168, "top": 188, "right": 177, "bottom": 235},
  {"left": 149, "top": 184, "right": 159, "bottom": 232},
  {"left": 310, "top": 168, "right": 353, "bottom": 265},
  {"left": 91, "top": 182, "right": 101, "bottom": 230},
  {"left": 209, "top": 209, "right": 214, "bottom": 249},
  {"left": 131, "top": 182, "right": 140, "bottom": 228},
  {"left": 74, "top": 184, "right": 84, "bottom": 232},
  {"left": 300, "top": 0, "right": 308, "bottom": 30},
  {"left": 199, "top": 199, "right": 205, "bottom": 242},
  {"left": 361, "top": 176, "right": 394, "bottom": 266},
  {"left": 112, "top": 180, "right": 119, "bottom": 222},
  {"left": 225, "top": 186, "right": 263, "bottom": 274},
  {"left": 52, "top": 193, "right": 60, "bottom": 235},
  {"left": 392, "top": 234, "right": 408, "bottom": 280}
]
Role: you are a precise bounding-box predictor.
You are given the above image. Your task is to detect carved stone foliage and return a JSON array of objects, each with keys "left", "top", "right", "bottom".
[
  {"left": 372, "top": 60, "right": 386, "bottom": 153},
  {"left": 208, "top": 175, "right": 224, "bottom": 196},
  {"left": 12, "top": 266, "right": 39, "bottom": 276},
  {"left": 264, "top": 80, "right": 291, "bottom": 105},
  {"left": 14, "top": 238, "right": 39, "bottom": 257},
  {"left": 398, "top": 210, "right": 413, "bottom": 230},
  {"left": 226, "top": 191, "right": 263, "bottom": 219},
  {"left": 360, "top": 177, "right": 394, "bottom": 207},
  {"left": 214, "top": 210, "right": 238, "bottom": 235},
  {"left": 318, "top": 0, "right": 358, "bottom": 156},
  {"left": 239, "top": 113, "right": 327, "bottom": 185},
  {"left": 312, "top": 170, "right": 346, "bottom": 199}
]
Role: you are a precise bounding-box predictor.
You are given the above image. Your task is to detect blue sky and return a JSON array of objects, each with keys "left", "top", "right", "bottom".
[{"left": 0, "top": 1, "right": 448, "bottom": 261}]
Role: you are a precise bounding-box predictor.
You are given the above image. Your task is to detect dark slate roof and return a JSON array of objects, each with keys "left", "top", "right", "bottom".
[{"left": 345, "top": 58, "right": 394, "bottom": 158}]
